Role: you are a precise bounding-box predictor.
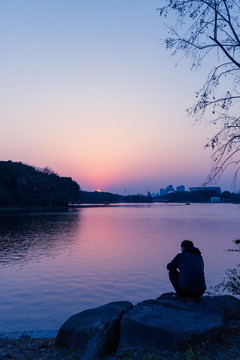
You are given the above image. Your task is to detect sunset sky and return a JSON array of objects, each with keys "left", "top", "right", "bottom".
[{"left": 0, "top": 0, "right": 236, "bottom": 194}]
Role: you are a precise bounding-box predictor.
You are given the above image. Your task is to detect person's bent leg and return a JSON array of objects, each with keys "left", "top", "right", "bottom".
[{"left": 168, "top": 269, "right": 183, "bottom": 295}]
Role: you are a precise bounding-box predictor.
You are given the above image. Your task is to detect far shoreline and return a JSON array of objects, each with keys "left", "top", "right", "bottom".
[{"left": 0, "top": 201, "right": 238, "bottom": 214}]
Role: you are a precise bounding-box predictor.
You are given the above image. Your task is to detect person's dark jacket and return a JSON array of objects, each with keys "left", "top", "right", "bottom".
[{"left": 167, "top": 247, "right": 206, "bottom": 293}]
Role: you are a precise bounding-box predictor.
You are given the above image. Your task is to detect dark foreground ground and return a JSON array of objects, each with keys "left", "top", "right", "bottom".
[{"left": 0, "top": 330, "right": 239, "bottom": 360}]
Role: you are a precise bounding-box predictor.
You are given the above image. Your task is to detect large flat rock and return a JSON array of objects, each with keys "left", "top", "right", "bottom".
[
  {"left": 117, "top": 293, "right": 240, "bottom": 352},
  {"left": 55, "top": 301, "right": 133, "bottom": 360}
]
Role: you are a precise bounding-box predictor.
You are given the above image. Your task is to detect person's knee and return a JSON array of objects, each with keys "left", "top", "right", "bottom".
[{"left": 169, "top": 269, "right": 179, "bottom": 282}]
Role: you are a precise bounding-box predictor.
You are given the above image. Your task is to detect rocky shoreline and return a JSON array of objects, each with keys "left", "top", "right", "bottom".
[
  {"left": 1, "top": 293, "right": 240, "bottom": 360},
  {"left": 0, "top": 331, "right": 240, "bottom": 360},
  {"left": 55, "top": 293, "right": 240, "bottom": 359}
]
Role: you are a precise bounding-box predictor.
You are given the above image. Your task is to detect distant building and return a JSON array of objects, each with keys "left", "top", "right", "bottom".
[
  {"left": 189, "top": 186, "right": 221, "bottom": 194},
  {"left": 176, "top": 185, "right": 185, "bottom": 192},
  {"left": 210, "top": 196, "right": 221, "bottom": 203},
  {"left": 165, "top": 185, "right": 175, "bottom": 194},
  {"left": 160, "top": 189, "right": 165, "bottom": 196}
]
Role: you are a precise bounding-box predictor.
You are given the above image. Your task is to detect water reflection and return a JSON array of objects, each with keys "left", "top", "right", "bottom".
[
  {"left": 0, "top": 210, "right": 81, "bottom": 268},
  {"left": 0, "top": 203, "right": 239, "bottom": 333}
]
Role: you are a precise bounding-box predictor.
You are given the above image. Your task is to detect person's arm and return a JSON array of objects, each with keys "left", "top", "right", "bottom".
[
  {"left": 199, "top": 255, "right": 204, "bottom": 269},
  {"left": 167, "top": 254, "right": 181, "bottom": 271}
]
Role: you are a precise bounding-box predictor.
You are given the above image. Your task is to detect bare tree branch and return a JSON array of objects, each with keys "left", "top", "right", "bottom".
[{"left": 159, "top": 0, "right": 240, "bottom": 184}]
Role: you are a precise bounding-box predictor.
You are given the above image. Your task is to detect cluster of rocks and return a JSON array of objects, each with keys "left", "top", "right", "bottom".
[{"left": 55, "top": 292, "right": 240, "bottom": 360}]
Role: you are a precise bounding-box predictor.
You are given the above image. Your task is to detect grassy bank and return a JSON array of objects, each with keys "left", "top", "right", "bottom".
[{"left": 1, "top": 329, "right": 239, "bottom": 360}]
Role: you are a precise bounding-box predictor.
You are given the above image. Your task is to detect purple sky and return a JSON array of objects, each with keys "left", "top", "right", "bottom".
[{"left": 0, "top": 1, "right": 237, "bottom": 194}]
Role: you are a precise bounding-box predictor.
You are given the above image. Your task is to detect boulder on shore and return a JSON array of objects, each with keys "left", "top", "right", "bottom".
[
  {"left": 117, "top": 293, "right": 240, "bottom": 353},
  {"left": 55, "top": 301, "right": 133, "bottom": 360},
  {"left": 55, "top": 293, "right": 240, "bottom": 359}
]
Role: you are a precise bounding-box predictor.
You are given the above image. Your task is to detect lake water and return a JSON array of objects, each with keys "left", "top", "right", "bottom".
[{"left": 0, "top": 203, "right": 239, "bottom": 336}]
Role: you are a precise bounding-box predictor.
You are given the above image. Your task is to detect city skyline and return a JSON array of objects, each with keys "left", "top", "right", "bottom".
[
  {"left": 102, "top": 184, "right": 224, "bottom": 197},
  {"left": 0, "top": 1, "right": 238, "bottom": 195}
]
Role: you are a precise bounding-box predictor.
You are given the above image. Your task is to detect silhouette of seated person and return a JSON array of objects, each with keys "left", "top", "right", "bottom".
[{"left": 167, "top": 240, "right": 206, "bottom": 299}]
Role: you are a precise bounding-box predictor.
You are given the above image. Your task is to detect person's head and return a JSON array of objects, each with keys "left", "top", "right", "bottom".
[{"left": 181, "top": 240, "right": 194, "bottom": 252}]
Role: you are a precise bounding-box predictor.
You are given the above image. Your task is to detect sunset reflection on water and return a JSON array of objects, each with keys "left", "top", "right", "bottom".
[{"left": 0, "top": 203, "right": 239, "bottom": 333}]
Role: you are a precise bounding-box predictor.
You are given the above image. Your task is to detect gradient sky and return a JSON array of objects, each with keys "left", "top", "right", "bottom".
[{"left": 0, "top": 1, "right": 236, "bottom": 194}]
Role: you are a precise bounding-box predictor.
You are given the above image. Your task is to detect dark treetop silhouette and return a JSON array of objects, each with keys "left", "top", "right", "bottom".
[{"left": 0, "top": 161, "right": 80, "bottom": 207}]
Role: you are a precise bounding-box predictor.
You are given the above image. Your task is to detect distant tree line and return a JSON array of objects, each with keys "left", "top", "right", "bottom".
[
  {"left": 0, "top": 161, "right": 80, "bottom": 208},
  {"left": 166, "top": 190, "right": 240, "bottom": 203},
  {"left": 2, "top": 161, "right": 239, "bottom": 207},
  {"left": 79, "top": 191, "right": 120, "bottom": 204},
  {"left": 78, "top": 191, "right": 152, "bottom": 204},
  {"left": 0, "top": 161, "right": 153, "bottom": 208}
]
